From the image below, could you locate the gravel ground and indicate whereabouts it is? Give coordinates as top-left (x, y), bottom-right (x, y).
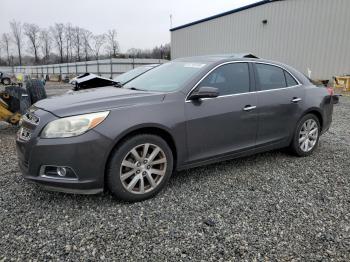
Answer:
top-left (0, 86), bottom-right (349, 261)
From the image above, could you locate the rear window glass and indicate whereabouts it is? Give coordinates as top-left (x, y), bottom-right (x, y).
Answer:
top-left (255, 64), bottom-right (287, 90)
top-left (284, 71), bottom-right (298, 87)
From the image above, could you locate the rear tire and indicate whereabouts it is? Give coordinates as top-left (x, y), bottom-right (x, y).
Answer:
top-left (289, 114), bottom-right (321, 157)
top-left (107, 134), bottom-right (173, 202)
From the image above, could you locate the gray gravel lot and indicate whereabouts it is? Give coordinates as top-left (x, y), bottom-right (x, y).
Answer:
top-left (0, 84), bottom-right (350, 261)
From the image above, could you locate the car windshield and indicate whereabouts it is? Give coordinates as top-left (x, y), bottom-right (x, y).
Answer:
top-left (123, 61), bottom-right (207, 92)
top-left (114, 66), bottom-right (155, 84)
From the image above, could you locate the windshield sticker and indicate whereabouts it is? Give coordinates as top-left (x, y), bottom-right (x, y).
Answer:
top-left (184, 63), bottom-right (206, 68)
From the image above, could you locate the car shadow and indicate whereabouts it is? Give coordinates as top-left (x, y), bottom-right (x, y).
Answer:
top-left (168, 148), bottom-right (293, 186)
top-left (28, 148), bottom-right (296, 205)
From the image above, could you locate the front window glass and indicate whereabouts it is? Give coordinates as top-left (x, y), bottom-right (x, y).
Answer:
top-left (197, 62), bottom-right (250, 95)
top-left (123, 62), bottom-right (207, 92)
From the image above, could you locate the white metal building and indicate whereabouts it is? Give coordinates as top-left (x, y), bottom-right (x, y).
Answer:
top-left (170, 0), bottom-right (350, 80)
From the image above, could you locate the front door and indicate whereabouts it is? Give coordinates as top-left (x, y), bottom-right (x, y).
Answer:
top-left (185, 62), bottom-right (258, 163)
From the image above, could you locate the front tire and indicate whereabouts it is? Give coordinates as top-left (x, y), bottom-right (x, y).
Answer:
top-left (290, 114), bottom-right (321, 157)
top-left (107, 134), bottom-right (173, 202)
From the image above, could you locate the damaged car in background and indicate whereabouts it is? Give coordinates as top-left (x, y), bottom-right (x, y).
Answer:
top-left (70, 64), bottom-right (159, 90)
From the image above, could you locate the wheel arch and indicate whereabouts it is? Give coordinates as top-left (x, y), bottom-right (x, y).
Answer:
top-left (103, 125), bottom-right (178, 185)
top-left (302, 108), bottom-right (324, 131)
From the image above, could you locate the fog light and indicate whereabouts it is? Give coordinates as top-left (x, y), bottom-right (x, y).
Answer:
top-left (40, 165), bottom-right (77, 180)
top-left (57, 167), bottom-right (67, 177)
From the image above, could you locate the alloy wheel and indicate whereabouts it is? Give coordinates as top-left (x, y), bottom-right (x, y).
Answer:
top-left (299, 119), bottom-right (319, 152)
top-left (120, 143), bottom-right (167, 194)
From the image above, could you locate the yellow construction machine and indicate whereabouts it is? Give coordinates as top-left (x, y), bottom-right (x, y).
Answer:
top-left (0, 80), bottom-right (47, 125)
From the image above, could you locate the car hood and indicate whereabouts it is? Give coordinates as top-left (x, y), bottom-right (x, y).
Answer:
top-left (34, 87), bottom-right (165, 117)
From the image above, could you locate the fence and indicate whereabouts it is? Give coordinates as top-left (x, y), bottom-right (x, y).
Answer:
top-left (0, 58), bottom-right (168, 80)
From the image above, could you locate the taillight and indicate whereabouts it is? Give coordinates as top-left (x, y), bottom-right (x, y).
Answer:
top-left (326, 87), bottom-right (334, 96)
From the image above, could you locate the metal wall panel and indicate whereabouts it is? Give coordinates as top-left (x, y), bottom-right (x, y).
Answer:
top-left (171, 0), bottom-right (350, 79)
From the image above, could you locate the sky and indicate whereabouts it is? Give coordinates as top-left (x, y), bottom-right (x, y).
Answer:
top-left (0, 0), bottom-right (259, 53)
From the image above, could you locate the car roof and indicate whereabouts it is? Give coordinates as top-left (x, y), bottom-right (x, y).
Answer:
top-left (174, 53), bottom-right (260, 63)
top-left (173, 54), bottom-right (293, 68)
top-left (173, 54), bottom-right (308, 84)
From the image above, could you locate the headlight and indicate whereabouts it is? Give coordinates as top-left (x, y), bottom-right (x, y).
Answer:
top-left (41, 111), bottom-right (110, 138)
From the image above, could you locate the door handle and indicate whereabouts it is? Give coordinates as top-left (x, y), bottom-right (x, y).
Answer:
top-left (243, 105), bottom-right (257, 111)
top-left (291, 97), bottom-right (302, 103)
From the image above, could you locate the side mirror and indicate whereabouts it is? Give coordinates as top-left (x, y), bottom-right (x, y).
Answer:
top-left (188, 86), bottom-right (219, 100)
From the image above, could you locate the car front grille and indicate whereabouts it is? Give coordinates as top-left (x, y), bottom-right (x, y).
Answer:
top-left (22, 111), bottom-right (40, 125)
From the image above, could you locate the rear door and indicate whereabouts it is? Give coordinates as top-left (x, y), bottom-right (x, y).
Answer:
top-left (253, 63), bottom-right (305, 146)
top-left (185, 62), bottom-right (258, 163)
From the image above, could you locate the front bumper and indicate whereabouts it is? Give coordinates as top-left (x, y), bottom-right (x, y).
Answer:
top-left (16, 110), bottom-right (113, 194)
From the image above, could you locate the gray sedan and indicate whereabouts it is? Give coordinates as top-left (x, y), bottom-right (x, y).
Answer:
top-left (16, 54), bottom-right (338, 202)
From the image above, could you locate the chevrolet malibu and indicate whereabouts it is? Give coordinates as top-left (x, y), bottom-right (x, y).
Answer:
top-left (16, 54), bottom-right (338, 202)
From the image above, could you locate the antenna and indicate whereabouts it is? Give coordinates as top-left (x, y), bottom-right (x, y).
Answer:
top-left (170, 14), bottom-right (173, 29)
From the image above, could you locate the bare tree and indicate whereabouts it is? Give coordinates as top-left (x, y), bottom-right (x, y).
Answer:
top-left (106, 29), bottom-right (119, 58)
top-left (1, 21), bottom-right (168, 66)
top-left (72, 27), bottom-right (83, 61)
top-left (90, 34), bottom-right (105, 75)
top-left (51, 23), bottom-right (65, 63)
top-left (91, 34), bottom-right (106, 60)
top-left (40, 29), bottom-right (52, 63)
top-left (152, 43), bottom-right (171, 59)
top-left (1, 33), bottom-right (11, 65)
top-left (126, 43), bottom-right (170, 59)
top-left (10, 20), bottom-right (23, 65)
top-left (127, 48), bottom-right (142, 58)
top-left (24, 23), bottom-right (41, 64)
top-left (64, 23), bottom-right (74, 62)
top-left (81, 29), bottom-right (92, 61)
